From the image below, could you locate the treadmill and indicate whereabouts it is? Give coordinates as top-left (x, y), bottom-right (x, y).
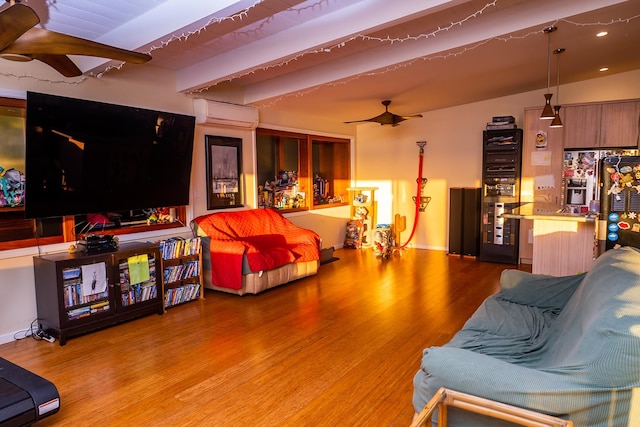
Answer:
top-left (0, 358), bottom-right (60, 426)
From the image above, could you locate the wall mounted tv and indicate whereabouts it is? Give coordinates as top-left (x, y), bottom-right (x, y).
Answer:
top-left (25, 92), bottom-right (196, 219)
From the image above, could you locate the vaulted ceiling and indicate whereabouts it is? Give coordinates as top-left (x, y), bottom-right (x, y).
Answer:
top-left (2, 0), bottom-right (639, 123)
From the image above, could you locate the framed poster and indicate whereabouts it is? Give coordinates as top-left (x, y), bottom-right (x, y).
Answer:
top-left (205, 135), bottom-right (243, 209)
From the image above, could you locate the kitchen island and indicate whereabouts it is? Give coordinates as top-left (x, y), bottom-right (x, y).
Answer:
top-left (503, 203), bottom-right (599, 276)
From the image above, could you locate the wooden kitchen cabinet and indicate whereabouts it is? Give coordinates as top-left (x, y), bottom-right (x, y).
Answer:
top-left (563, 100), bottom-right (640, 148)
top-left (599, 101), bottom-right (640, 148)
top-left (563, 104), bottom-right (600, 148)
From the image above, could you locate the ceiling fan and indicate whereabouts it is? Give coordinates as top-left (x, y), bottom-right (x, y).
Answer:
top-left (0, 0), bottom-right (151, 77)
top-left (344, 100), bottom-right (423, 126)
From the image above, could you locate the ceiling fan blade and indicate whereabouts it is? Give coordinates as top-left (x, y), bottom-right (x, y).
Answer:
top-left (344, 111), bottom-right (394, 125)
top-left (30, 53), bottom-right (83, 77)
top-left (344, 117), bottom-right (381, 124)
top-left (345, 101), bottom-right (422, 126)
top-left (2, 27), bottom-right (151, 64)
top-left (0, 3), bottom-right (40, 51)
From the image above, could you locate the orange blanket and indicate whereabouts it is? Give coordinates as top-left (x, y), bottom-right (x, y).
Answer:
top-left (194, 209), bottom-right (321, 290)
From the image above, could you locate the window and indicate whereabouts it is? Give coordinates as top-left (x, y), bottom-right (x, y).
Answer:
top-left (256, 128), bottom-right (350, 211)
top-left (0, 97), bottom-right (61, 249)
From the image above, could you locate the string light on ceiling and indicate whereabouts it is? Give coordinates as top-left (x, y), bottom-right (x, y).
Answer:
top-left (187, 0), bottom-right (500, 94)
top-left (0, 71), bottom-right (87, 85)
top-left (185, 6), bottom-right (640, 97)
top-left (3, 1), bottom-right (639, 92)
top-left (254, 13), bottom-right (638, 110)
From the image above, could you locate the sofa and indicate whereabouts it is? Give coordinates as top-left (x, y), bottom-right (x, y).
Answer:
top-left (191, 209), bottom-right (321, 295)
top-left (412, 245), bottom-right (640, 426)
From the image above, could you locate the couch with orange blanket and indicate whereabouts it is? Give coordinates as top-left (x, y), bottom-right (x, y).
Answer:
top-left (191, 209), bottom-right (321, 295)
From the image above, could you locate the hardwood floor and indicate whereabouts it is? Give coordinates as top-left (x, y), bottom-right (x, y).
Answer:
top-left (0, 248), bottom-right (528, 426)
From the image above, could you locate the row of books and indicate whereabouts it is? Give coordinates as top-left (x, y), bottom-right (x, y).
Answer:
top-left (121, 283), bottom-right (158, 306)
top-left (159, 237), bottom-right (201, 260)
top-left (67, 301), bottom-right (110, 321)
top-left (164, 284), bottom-right (201, 308)
top-left (163, 260), bottom-right (200, 284)
top-left (63, 283), bottom-right (108, 309)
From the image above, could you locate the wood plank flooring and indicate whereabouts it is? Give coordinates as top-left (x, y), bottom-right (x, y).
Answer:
top-left (0, 248), bottom-right (528, 426)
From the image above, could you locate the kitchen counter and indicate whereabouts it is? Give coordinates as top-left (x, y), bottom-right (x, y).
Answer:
top-left (502, 203), bottom-right (597, 223)
top-left (503, 203), bottom-right (598, 276)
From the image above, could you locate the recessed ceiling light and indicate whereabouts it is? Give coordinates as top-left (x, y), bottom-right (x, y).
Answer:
top-left (597, 31), bottom-right (608, 37)
top-left (599, 67), bottom-right (609, 72)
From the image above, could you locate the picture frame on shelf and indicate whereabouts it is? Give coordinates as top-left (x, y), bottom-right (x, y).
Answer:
top-left (205, 135), bottom-right (243, 209)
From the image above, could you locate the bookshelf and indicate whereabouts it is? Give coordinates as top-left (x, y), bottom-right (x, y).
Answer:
top-left (159, 237), bottom-right (203, 310)
top-left (33, 242), bottom-right (163, 345)
top-left (346, 187), bottom-right (378, 247)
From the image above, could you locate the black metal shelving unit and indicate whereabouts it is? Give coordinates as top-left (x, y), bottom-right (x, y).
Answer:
top-left (478, 128), bottom-right (523, 264)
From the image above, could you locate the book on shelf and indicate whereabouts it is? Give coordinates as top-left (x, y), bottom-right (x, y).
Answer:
top-left (121, 282), bottom-right (158, 306)
top-left (63, 281), bottom-right (108, 308)
top-left (163, 260), bottom-right (200, 284)
top-left (164, 284), bottom-right (201, 307)
top-left (67, 303), bottom-right (110, 320)
top-left (159, 237), bottom-right (201, 260)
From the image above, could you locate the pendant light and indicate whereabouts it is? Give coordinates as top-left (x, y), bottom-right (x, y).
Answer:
top-left (549, 48), bottom-right (565, 128)
top-left (540, 26), bottom-right (557, 120)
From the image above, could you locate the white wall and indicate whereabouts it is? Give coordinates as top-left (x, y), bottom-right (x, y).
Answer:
top-left (190, 124), bottom-right (256, 217)
top-left (355, 69), bottom-right (640, 251)
top-left (0, 64), bottom-right (355, 343)
top-left (0, 62), bottom-right (193, 115)
top-left (0, 59), bottom-right (638, 344)
top-left (0, 64), bottom-right (199, 344)
top-left (190, 122), bottom-right (353, 249)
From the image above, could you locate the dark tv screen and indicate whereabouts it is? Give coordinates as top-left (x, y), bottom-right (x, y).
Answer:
top-left (25, 92), bottom-right (195, 219)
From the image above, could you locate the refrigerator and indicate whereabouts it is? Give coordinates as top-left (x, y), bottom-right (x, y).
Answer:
top-left (562, 148), bottom-right (638, 214)
top-left (600, 155), bottom-right (640, 251)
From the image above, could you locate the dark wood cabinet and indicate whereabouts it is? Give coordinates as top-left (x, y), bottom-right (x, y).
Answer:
top-left (159, 237), bottom-right (203, 310)
top-left (33, 242), bottom-right (163, 345)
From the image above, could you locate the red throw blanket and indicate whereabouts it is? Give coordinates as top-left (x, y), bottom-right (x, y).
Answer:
top-left (194, 209), bottom-right (321, 290)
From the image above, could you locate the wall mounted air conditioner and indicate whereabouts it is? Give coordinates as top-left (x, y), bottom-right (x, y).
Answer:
top-left (193, 99), bottom-right (259, 129)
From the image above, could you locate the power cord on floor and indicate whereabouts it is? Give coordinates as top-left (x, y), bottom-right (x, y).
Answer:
top-left (12, 318), bottom-right (38, 341)
top-left (12, 319), bottom-right (55, 343)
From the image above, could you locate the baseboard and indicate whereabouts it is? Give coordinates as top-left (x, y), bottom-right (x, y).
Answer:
top-left (0, 331), bottom-right (18, 345)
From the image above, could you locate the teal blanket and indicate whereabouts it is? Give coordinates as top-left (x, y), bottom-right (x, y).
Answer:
top-left (413, 246), bottom-right (640, 426)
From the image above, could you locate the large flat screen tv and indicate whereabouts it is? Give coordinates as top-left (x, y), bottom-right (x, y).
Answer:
top-left (25, 92), bottom-right (195, 219)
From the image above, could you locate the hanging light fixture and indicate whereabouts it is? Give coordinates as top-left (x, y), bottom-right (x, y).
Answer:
top-left (550, 48), bottom-right (565, 128)
top-left (540, 26), bottom-right (557, 120)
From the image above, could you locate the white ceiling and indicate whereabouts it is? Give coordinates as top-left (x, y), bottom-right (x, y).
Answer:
top-left (3, 0), bottom-right (640, 124)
